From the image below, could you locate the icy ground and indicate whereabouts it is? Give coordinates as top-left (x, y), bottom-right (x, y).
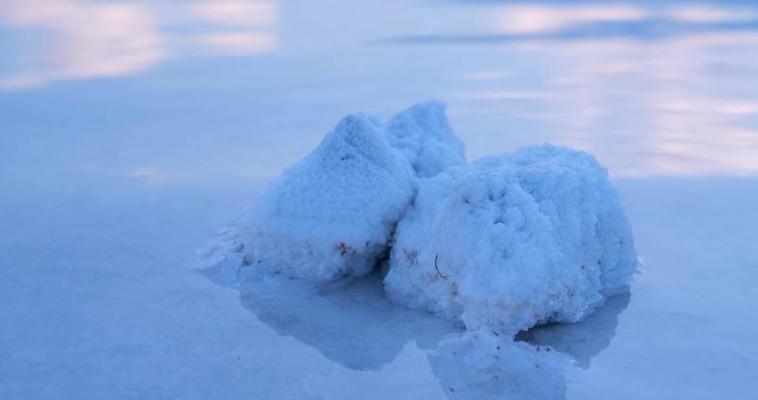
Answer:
top-left (1, 176), bottom-right (756, 399)
top-left (2, 0), bottom-right (758, 397)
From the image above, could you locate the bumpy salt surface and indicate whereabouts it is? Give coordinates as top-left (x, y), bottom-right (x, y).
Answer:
top-left (204, 102), bottom-right (464, 286)
top-left (387, 101), bottom-right (465, 178)
top-left (203, 101), bottom-right (636, 336)
top-left (384, 145), bottom-right (637, 335)
top-left (231, 113), bottom-right (416, 284)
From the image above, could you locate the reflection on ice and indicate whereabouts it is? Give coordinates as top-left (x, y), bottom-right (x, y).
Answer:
top-left (517, 290), bottom-right (631, 369)
top-left (204, 265), bottom-right (574, 398)
top-left (0, 0), bottom-right (279, 88)
top-left (664, 5), bottom-right (758, 23)
top-left (188, 1), bottom-right (278, 27)
top-left (205, 266), bottom-right (457, 371)
top-left (301, 341), bottom-right (447, 399)
top-left (0, 0), bottom-right (165, 88)
top-left (446, 29), bottom-right (758, 177)
top-left (493, 4), bottom-right (647, 35)
top-left (192, 32), bottom-right (279, 55)
top-left (1, 0), bottom-right (757, 178)
top-left (431, 330), bottom-right (570, 400)
top-left (203, 246), bottom-right (630, 398)
top-left (237, 272), bottom-right (457, 371)
top-left (488, 3), bottom-right (758, 37)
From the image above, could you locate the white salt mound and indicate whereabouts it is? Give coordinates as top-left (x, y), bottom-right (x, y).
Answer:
top-left (236, 113), bottom-right (416, 284)
top-left (387, 101), bottom-right (466, 178)
top-left (205, 102), bottom-right (463, 286)
top-left (384, 144), bottom-right (637, 335)
top-left (202, 101), bottom-right (636, 336)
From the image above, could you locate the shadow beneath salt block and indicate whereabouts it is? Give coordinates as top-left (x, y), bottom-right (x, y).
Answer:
top-left (516, 289), bottom-right (631, 369)
top-left (234, 270), bottom-right (458, 371)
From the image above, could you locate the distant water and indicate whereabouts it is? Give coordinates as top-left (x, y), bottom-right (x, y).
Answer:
top-left (2, 0), bottom-right (757, 185)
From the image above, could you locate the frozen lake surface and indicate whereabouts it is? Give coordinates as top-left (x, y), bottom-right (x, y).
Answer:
top-left (1, 0), bottom-right (757, 399)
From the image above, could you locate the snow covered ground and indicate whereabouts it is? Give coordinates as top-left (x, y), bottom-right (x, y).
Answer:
top-left (2, 0), bottom-right (758, 398)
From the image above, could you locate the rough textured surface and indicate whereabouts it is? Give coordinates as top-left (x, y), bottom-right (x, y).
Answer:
top-left (233, 113), bottom-right (416, 284)
top-left (206, 101), bottom-right (467, 286)
top-left (203, 103), bottom-right (636, 337)
top-left (387, 101), bottom-right (466, 178)
top-left (384, 144), bottom-right (637, 335)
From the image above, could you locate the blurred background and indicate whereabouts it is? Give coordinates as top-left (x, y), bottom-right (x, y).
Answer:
top-left (2, 0), bottom-right (758, 186)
